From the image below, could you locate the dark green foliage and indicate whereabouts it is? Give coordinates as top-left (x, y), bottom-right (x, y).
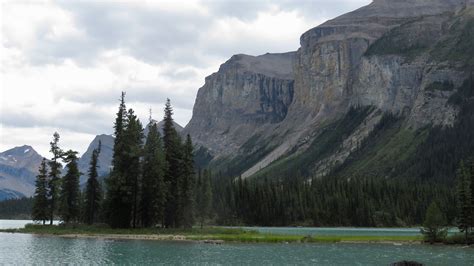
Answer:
top-left (162, 99), bottom-right (184, 228)
top-left (431, 18), bottom-right (474, 68)
top-left (59, 150), bottom-right (81, 223)
top-left (332, 77), bottom-right (474, 184)
top-left (365, 18), bottom-right (431, 59)
top-left (141, 122), bottom-right (166, 227)
top-left (32, 159), bottom-right (49, 224)
top-left (179, 134), bottom-right (195, 228)
top-left (31, 94), bottom-right (196, 229)
top-left (123, 108), bottom-right (144, 228)
top-left (213, 175), bottom-right (456, 227)
top-left (196, 169), bottom-right (212, 228)
top-left (456, 160), bottom-right (473, 243)
top-left (399, 77), bottom-right (474, 182)
top-left (0, 197), bottom-right (33, 219)
top-left (194, 146), bottom-right (213, 169)
top-left (333, 113), bottom-right (428, 179)
top-left (105, 92), bottom-right (134, 228)
top-left (421, 202), bottom-right (448, 244)
top-left (84, 141), bottom-right (102, 225)
top-left (101, 95), bottom-right (195, 229)
top-left (255, 107), bottom-right (373, 180)
top-left (220, 133), bottom-right (277, 178)
top-left (48, 132), bottom-right (63, 225)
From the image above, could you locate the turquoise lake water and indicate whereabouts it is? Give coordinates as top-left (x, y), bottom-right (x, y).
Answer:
top-left (1, 220), bottom-right (473, 265)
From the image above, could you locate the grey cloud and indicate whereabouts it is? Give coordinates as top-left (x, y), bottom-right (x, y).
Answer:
top-left (58, 84), bottom-right (197, 111)
top-left (277, 0), bottom-right (371, 21)
top-left (201, 0), bottom-right (271, 21)
top-left (3, 0), bottom-right (370, 140)
top-left (1, 108), bottom-right (113, 135)
top-left (17, 0), bottom-right (371, 68)
top-left (50, 1), bottom-right (213, 66)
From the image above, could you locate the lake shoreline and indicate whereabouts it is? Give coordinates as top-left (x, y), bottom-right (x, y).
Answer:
top-left (0, 230), bottom-right (424, 245)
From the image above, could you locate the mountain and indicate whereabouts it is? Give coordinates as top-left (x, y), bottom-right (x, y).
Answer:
top-left (77, 120), bottom-right (183, 183)
top-left (77, 134), bottom-right (115, 184)
top-left (185, 0), bottom-right (474, 181)
top-left (0, 119), bottom-right (184, 198)
top-left (0, 145), bottom-right (44, 200)
top-left (184, 52), bottom-right (295, 158)
top-left (143, 119), bottom-right (184, 137)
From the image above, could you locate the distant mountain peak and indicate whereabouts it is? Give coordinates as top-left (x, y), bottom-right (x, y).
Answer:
top-left (144, 119), bottom-right (184, 137)
top-left (0, 144), bottom-right (44, 200)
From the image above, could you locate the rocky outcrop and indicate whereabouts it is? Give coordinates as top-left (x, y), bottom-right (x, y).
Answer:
top-left (186, 0), bottom-right (474, 179)
top-left (184, 52), bottom-right (295, 157)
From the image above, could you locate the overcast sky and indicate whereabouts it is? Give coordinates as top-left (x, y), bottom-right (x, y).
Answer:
top-left (0, 0), bottom-right (371, 157)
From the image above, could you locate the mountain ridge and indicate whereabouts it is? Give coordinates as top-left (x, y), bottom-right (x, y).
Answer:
top-left (185, 0), bottom-right (474, 180)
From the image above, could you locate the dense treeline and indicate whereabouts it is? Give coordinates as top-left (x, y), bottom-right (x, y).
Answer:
top-left (456, 159), bottom-right (474, 243)
top-left (103, 94), bottom-right (201, 228)
top-left (26, 77), bottom-right (472, 230)
top-left (0, 197), bottom-right (33, 219)
top-left (398, 75), bottom-right (474, 182)
top-left (211, 175), bottom-right (456, 227)
top-left (31, 93), bottom-right (212, 229)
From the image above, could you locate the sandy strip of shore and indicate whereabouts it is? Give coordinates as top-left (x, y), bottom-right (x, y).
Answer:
top-left (56, 234), bottom-right (188, 241)
top-left (42, 233), bottom-right (224, 244)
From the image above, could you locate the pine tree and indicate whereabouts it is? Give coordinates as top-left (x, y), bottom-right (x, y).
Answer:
top-left (162, 99), bottom-right (183, 228)
top-left (32, 158), bottom-right (49, 224)
top-left (105, 92), bottom-right (131, 228)
top-left (196, 169), bottom-right (212, 228)
top-left (59, 150), bottom-right (81, 223)
top-left (179, 134), bottom-right (195, 228)
top-left (123, 108), bottom-right (144, 228)
top-left (470, 158), bottom-right (474, 234)
top-left (141, 121), bottom-right (167, 227)
top-left (84, 141), bottom-right (102, 225)
top-left (48, 132), bottom-right (63, 225)
top-left (457, 161), bottom-right (472, 243)
top-left (421, 202), bottom-right (447, 244)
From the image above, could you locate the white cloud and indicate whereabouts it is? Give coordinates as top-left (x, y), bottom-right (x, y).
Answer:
top-left (0, 0), bottom-right (371, 156)
top-left (0, 124), bottom-right (96, 158)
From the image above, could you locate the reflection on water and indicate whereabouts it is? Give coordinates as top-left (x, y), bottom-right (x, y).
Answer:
top-left (0, 220), bottom-right (472, 265)
top-left (0, 232), bottom-right (473, 265)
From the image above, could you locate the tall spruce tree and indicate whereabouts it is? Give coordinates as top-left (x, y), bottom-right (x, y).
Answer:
top-left (48, 132), bottom-right (63, 225)
top-left (105, 92), bottom-right (131, 228)
top-left (59, 150), bottom-right (81, 223)
top-left (32, 158), bottom-right (49, 224)
top-left (162, 99), bottom-right (183, 228)
top-left (179, 134), bottom-right (195, 228)
top-left (84, 141), bottom-right (102, 225)
top-left (470, 159), bottom-right (474, 233)
top-left (141, 121), bottom-right (167, 227)
top-left (123, 108), bottom-right (144, 228)
top-left (457, 160), bottom-right (473, 243)
top-left (196, 169), bottom-right (212, 228)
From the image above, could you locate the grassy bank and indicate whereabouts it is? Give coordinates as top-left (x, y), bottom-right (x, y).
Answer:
top-left (0, 224), bottom-right (423, 244)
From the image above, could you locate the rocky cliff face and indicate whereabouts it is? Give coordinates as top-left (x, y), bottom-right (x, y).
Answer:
top-left (186, 0), bottom-right (474, 179)
top-left (0, 145), bottom-right (43, 199)
top-left (184, 52), bottom-right (295, 157)
top-left (288, 0), bottom-right (469, 125)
